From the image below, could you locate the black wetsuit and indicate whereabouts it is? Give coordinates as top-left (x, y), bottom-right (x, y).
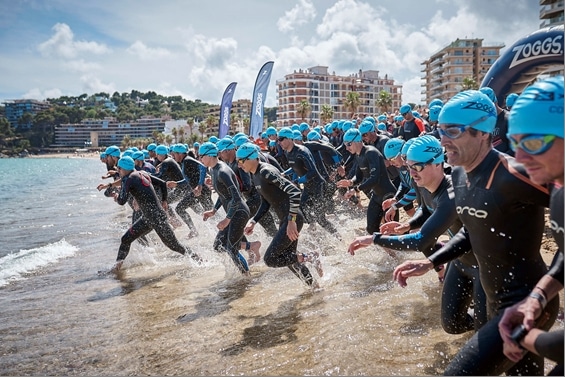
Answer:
top-left (350, 144), bottom-right (397, 234)
top-left (285, 144), bottom-right (339, 236)
top-left (250, 162), bottom-right (315, 286)
top-left (398, 119), bottom-right (423, 141)
top-left (210, 161), bottom-right (250, 273)
top-left (390, 165), bottom-right (416, 212)
top-left (115, 170), bottom-right (195, 262)
top-left (177, 155), bottom-right (214, 213)
top-left (492, 109), bottom-right (513, 156)
top-left (426, 150), bottom-right (558, 376)
top-left (303, 141), bottom-right (342, 214)
top-left (373, 175), bottom-right (487, 334)
top-left (226, 159), bottom-right (277, 238)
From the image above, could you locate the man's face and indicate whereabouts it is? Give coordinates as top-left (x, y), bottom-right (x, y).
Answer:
top-left (406, 160), bottom-right (441, 188)
top-left (439, 126), bottom-right (484, 170)
top-left (512, 134), bottom-right (564, 185)
top-left (345, 140), bottom-right (362, 155)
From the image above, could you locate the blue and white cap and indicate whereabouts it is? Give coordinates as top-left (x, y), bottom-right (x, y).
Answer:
top-left (364, 116), bottom-right (376, 125)
top-left (132, 151), bottom-right (145, 161)
top-left (216, 137), bottom-right (236, 152)
top-left (208, 136), bottom-right (219, 144)
top-left (383, 138), bottom-right (405, 159)
top-left (401, 137), bottom-right (416, 157)
top-left (291, 123), bottom-right (300, 131)
top-left (438, 90), bottom-right (497, 133)
top-left (377, 122), bottom-right (387, 131)
top-left (278, 127), bottom-right (294, 139)
top-left (299, 122), bottom-right (310, 132)
top-left (479, 87), bottom-right (498, 104)
top-left (508, 76), bottom-right (564, 138)
top-left (235, 142), bottom-right (260, 160)
top-left (505, 93), bottom-right (519, 109)
top-left (358, 120), bottom-right (375, 135)
top-left (266, 126), bottom-right (278, 136)
top-left (406, 135), bottom-right (444, 164)
top-left (428, 105), bottom-right (442, 122)
top-left (146, 143), bottom-right (157, 152)
top-left (117, 156), bottom-right (135, 171)
top-left (155, 145), bottom-right (169, 155)
top-left (343, 128), bottom-right (362, 143)
top-left (172, 144), bottom-right (188, 154)
top-left (104, 145), bottom-right (121, 157)
top-left (234, 135), bottom-right (250, 148)
top-left (307, 130), bottom-right (321, 141)
top-left (377, 114), bottom-right (387, 122)
top-left (292, 130), bottom-right (303, 140)
top-left (199, 142), bottom-right (218, 157)
top-left (342, 120), bottom-right (354, 132)
top-left (428, 98), bottom-right (444, 108)
top-left (400, 104), bottom-right (412, 115)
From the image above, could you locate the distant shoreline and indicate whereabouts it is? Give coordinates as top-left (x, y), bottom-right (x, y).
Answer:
top-left (28, 152), bottom-right (100, 160)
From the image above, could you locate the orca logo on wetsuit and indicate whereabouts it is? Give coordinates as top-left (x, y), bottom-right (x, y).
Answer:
top-left (550, 220), bottom-right (564, 235)
top-left (456, 206), bottom-right (488, 219)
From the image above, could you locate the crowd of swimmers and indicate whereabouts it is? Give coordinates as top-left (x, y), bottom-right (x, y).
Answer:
top-left (97, 76), bottom-right (563, 376)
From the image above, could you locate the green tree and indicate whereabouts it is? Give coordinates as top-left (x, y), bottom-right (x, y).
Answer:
top-left (462, 77), bottom-right (479, 91)
top-left (320, 104), bottom-right (334, 124)
top-left (344, 91), bottom-right (361, 118)
top-left (376, 90), bottom-right (393, 114)
top-left (297, 100), bottom-right (311, 122)
top-left (198, 122), bottom-right (207, 142)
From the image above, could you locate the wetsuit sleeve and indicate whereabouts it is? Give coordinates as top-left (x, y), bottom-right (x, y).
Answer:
top-left (218, 169), bottom-right (242, 219)
top-left (116, 176), bottom-right (130, 205)
top-left (427, 226), bottom-right (472, 267)
top-left (533, 330), bottom-right (564, 364)
top-left (198, 165), bottom-right (207, 186)
top-left (546, 250), bottom-right (564, 286)
top-left (407, 203), bottom-right (431, 230)
top-left (374, 192), bottom-right (458, 257)
top-left (396, 187), bottom-right (417, 208)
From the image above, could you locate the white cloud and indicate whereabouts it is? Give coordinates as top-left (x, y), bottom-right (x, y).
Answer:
top-left (277, 0), bottom-right (317, 33)
top-left (38, 23), bottom-right (110, 59)
top-left (126, 41), bottom-right (172, 60)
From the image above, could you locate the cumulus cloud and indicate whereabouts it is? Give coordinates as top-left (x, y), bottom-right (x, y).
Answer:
top-left (79, 75), bottom-right (116, 95)
top-left (277, 0), bottom-right (317, 33)
top-left (188, 35), bottom-right (238, 69)
top-left (38, 23), bottom-right (110, 59)
top-left (126, 41), bottom-right (172, 60)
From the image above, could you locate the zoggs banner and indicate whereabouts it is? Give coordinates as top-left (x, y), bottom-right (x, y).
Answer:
top-left (481, 25), bottom-right (564, 105)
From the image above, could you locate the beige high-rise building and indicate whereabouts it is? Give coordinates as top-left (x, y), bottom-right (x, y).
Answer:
top-left (276, 66), bottom-right (402, 128)
top-left (421, 39), bottom-right (504, 105)
top-left (540, 0), bottom-right (564, 77)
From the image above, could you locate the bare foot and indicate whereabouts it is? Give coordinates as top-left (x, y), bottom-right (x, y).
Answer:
top-left (303, 252), bottom-right (323, 277)
top-left (247, 241), bottom-right (261, 265)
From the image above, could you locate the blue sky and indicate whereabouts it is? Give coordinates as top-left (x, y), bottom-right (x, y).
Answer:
top-left (0, 0), bottom-right (540, 108)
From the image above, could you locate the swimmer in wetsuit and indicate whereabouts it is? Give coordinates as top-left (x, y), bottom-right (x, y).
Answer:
top-left (348, 135), bottom-right (487, 334)
top-left (392, 90), bottom-right (558, 375)
top-left (336, 128), bottom-right (397, 234)
top-left (498, 77), bottom-right (564, 376)
top-left (100, 156), bottom-right (201, 272)
top-left (199, 142), bottom-right (251, 274)
top-left (237, 143), bottom-right (322, 287)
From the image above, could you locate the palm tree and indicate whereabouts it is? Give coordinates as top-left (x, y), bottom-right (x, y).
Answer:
top-left (344, 91), bottom-right (361, 118)
top-left (320, 104), bottom-right (334, 124)
top-left (243, 117), bottom-right (250, 134)
top-left (462, 77), bottom-right (479, 91)
top-left (205, 115), bottom-right (217, 136)
top-left (121, 135), bottom-right (132, 149)
top-left (198, 122), bottom-right (207, 143)
top-left (376, 90), bottom-right (393, 114)
top-left (186, 118), bottom-right (194, 138)
top-left (178, 127), bottom-right (185, 143)
top-left (171, 127), bottom-right (178, 143)
top-left (297, 99), bottom-right (311, 122)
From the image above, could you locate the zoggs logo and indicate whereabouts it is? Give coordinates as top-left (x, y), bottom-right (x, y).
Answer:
top-left (423, 146), bottom-right (442, 154)
top-left (509, 35), bottom-right (563, 69)
top-left (222, 106), bottom-right (230, 126)
top-left (456, 206), bottom-right (488, 219)
top-left (255, 93), bottom-right (263, 117)
top-left (461, 101), bottom-right (494, 115)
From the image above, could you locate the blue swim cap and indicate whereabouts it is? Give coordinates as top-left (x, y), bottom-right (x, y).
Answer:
top-left (412, 111), bottom-right (421, 119)
top-left (307, 130), bottom-right (321, 141)
top-left (428, 105), bottom-right (442, 122)
top-left (406, 135), bottom-right (444, 164)
top-left (383, 138), bottom-right (405, 159)
top-left (377, 114), bottom-right (387, 122)
top-left (208, 136), bottom-right (219, 144)
top-left (193, 142), bottom-right (200, 148)
top-left (299, 122), bottom-right (310, 132)
top-left (377, 122), bottom-right (387, 131)
top-left (400, 104), bottom-right (412, 115)
top-left (342, 120), bottom-right (354, 132)
top-left (438, 90), bottom-right (497, 133)
top-left (104, 145), bottom-right (121, 157)
top-left (269, 140), bottom-right (277, 147)
top-left (129, 147), bottom-right (139, 152)
top-left (146, 143), bottom-right (157, 152)
top-left (155, 145), bottom-right (169, 156)
top-left (508, 76), bottom-right (564, 138)
top-left (358, 120), bottom-right (375, 135)
top-left (343, 128), bottom-right (362, 143)
top-left (216, 137), bottom-right (236, 152)
top-left (121, 150), bottom-right (133, 158)
top-left (364, 116), bottom-right (376, 125)
top-left (199, 142), bottom-right (218, 157)
top-left (291, 123), bottom-right (300, 131)
top-left (278, 127), bottom-right (294, 139)
top-left (261, 132), bottom-right (268, 139)
top-left (117, 156), bottom-right (135, 171)
top-left (235, 142), bottom-right (259, 160)
top-left (266, 126), bottom-right (278, 136)
top-left (479, 87), bottom-right (498, 104)
top-left (394, 115), bottom-right (404, 122)
top-left (172, 144), bottom-right (188, 154)
top-left (132, 151), bottom-right (145, 161)
top-left (292, 130), bottom-right (303, 140)
top-left (143, 149), bottom-right (149, 159)
top-left (100, 152), bottom-right (106, 159)
top-left (428, 98), bottom-right (443, 108)
top-left (505, 93), bottom-right (519, 109)
top-left (401, 137), bottom-right (416, 156)
top-left (329, 120), bottom-right (338, 131)
top-left (234, 135), bottom-right (250, 148)
top-left (234, 132), bottom-right (246, 140)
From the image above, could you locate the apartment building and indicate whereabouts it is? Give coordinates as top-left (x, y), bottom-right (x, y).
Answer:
top-left (276, 66), bottom-right (402, 128)
top-left (421, 39), bottom-right (504, 105)
top-left (3, 99), bottom-right (51, 130)
top-left (204, 99), bottom-right (253, 135)
top-left (540, 0), bottom-right (564, 76)
top-left (54, 116), bottom-right (166, 148)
